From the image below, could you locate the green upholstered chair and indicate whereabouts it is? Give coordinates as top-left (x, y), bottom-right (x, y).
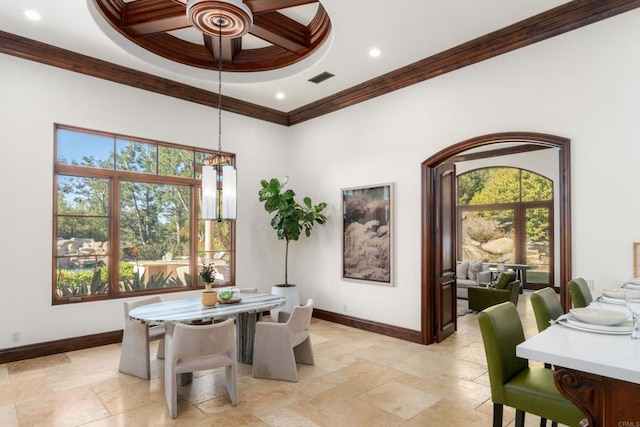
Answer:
top-left (468, 271), bottom-right (519, 312)
top-left (530, 287), bottom-right (564, 333)
top-left (530, 287), bottom-right (565, 371)
top-left (478, 302), bottom-right (586, 427)
top-left (568, 278), bottom-right (593, 308)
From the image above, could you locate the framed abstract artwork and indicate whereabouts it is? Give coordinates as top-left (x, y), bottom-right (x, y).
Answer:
top-left (342, 183), bottom-right (393, 285)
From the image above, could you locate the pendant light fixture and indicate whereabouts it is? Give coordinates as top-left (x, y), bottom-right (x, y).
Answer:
top-left (187, 0), bottom-right (253, 221)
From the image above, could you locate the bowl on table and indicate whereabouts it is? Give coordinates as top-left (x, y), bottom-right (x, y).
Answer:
top-left (218, 289), bottom-right (235, 301)
top-left (569, 307), bottom-right (628, 326)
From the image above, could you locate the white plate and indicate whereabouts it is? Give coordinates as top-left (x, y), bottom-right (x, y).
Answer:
top-left (569, 307), bottom-right (629, 326)
top-left (599, 296), bottom-right (627, 305)
top-left (601, 288), bottom-right (640, 299)
top-left (559, 317), bottom-right (633, 334)
top-left (624, 283), bottom-right (640, 290)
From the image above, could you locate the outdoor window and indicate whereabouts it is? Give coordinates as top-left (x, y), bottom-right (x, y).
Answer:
top-left (54, 125), bottom-right (235, 304)
top-left (457, 167), bottom-right (553, 287)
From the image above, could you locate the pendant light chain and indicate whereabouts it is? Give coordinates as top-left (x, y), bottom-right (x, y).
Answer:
top-left (217, 17), bottom-right (223, 160)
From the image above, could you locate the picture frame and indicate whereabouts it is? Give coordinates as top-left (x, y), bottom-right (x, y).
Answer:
top-left (342, 183), bottom-right (393, 285)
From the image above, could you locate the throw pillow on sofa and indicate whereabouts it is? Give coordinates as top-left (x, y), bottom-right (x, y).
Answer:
top-left (467, 261), bottom-right (483, 281)
top-left (495, 271), bottom-right (517, 289)
top-left (456, 261), bottom-right (469, 280)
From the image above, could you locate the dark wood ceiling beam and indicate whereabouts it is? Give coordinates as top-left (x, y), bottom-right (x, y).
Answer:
top-left (307, 4), bottom-right (330, 45)
top-left (0, 30), bottom-right (288, 125)
top-left (204, 35), bottom-right (240, 64)
top-left (250, 12), bottom-right (309, 54)
top-left (288, 0), bottom-right (640, 125)
top-left (245, 0), bottom-right (318, 14)
top-left (122, 0), bottom-right (190, 36)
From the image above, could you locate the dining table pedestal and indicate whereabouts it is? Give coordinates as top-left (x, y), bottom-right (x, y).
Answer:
top-left (236, 312), bottom-right (261, 364)
top-left (554, 366), bottom-right (640, 427)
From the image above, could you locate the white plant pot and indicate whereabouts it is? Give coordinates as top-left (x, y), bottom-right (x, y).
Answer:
top-left (270, 285), bottom-right (300, 320)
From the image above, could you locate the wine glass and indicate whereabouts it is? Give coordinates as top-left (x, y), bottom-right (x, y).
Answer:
top-left (625, 295), bottom-right (640, 339)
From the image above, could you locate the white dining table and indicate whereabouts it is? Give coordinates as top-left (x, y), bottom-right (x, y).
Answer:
top-left (129, 293), bottom-right (285, 364)
top-left (516, 295), bottom-right (640, 426)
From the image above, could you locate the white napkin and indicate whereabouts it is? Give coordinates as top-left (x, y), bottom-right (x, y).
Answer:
top-left (549, 314), bottom-right (570, 326)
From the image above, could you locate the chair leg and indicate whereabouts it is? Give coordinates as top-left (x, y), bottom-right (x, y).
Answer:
top-left (164, 366), bottom-right (178, 419)
top-left (493, 403), bottom-right (503, 427)
top-left (540, 417), bottom-right (547, 427)
top-left (293, 337), bottom-right (314, 365)
top-left (119, 322), bottom-right (151, 379)
top-left (515, 409), bottom-right (525, 427)
top-left (552, 422), bottom-right (558, 427)
top-left (225, 363), bottom-right (238, 406)
top-left (156, 338), bottom-right (165, 360)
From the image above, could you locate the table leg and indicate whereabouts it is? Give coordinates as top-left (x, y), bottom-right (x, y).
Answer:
top-left (236, 312), bottom-right (259, 364)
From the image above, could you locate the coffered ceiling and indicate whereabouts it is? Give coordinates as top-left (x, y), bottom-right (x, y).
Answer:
top-left (1, 0), bottom-right (639, 125)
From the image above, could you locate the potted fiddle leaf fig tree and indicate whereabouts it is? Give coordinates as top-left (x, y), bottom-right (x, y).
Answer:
top-left (258, 176), bottom-right (327, 317)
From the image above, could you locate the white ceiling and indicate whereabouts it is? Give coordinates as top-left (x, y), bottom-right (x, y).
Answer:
top-left (0, 0), bottom-right (570, 112)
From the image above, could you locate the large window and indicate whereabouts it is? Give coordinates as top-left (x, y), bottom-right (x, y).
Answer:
top-left (54, 125), bottom-right (235, 304)
top-left (457, 167), bottom-right (553, 287)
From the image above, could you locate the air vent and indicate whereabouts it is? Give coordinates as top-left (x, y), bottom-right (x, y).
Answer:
top-left (308, 72), bottom-right (335, 84)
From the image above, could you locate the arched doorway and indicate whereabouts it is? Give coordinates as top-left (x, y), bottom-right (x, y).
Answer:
top-left (421, 132), bottom-right (571, 344)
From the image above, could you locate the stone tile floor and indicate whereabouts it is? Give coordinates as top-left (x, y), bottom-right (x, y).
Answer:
top-left (0, 292), bottom-right (570, 426)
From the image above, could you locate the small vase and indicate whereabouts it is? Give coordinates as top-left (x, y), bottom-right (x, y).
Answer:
top-left (202, 290), bottom-right (218, 307)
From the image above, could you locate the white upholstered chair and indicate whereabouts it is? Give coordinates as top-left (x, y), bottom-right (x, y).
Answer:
top-left (252, 299), bottom-right (314, 382)
top-left (164, 318), bottom-right (238, 418)
top-left (118, 296), bottom-right (165, 379)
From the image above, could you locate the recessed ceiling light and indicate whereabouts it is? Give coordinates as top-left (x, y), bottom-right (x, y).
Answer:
top-left (369, 48), bottom-right (381, 58)
top-left (24, 10), bottom-right (41, 21)
top-left (275, 92), bottom-right (285, 100)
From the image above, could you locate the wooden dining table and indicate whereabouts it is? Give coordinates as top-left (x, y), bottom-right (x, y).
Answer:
top-left (517, 297), bottom-right (640, 426)
top-left (129, 293), bottom-right (286, 365)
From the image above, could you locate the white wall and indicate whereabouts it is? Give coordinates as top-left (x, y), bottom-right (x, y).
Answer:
top-left (0, 55), bottom-right (288, 349)
top-left (2, 8), bottom-right (640, 348)
top-left (286, 8), bottom-right (640, 329)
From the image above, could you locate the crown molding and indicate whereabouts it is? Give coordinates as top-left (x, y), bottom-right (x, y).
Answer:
top-left (2, 0), bottom-right (639, 127)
